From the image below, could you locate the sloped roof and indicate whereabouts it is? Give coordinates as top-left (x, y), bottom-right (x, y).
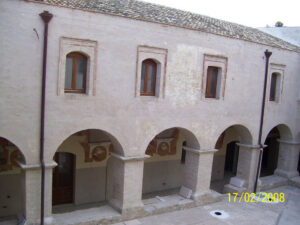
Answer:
top-left (34, 0), bottom-right (300, 52)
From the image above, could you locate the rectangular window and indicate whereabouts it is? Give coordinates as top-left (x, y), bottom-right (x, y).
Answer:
top-left (205, 66), bottom-right (219, 98)
top-left (269, 73), bottom-right (277, 101)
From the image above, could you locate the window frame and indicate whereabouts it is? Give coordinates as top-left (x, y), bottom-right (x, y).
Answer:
top-left (135, 46), bottom-right (167, 99)
top-left (58, 37), bottom-right (98, 96)
top-left (268, 63), bottom-right (285, 104)
top-left (205, 66), bottom-right (219, 98)
top-left (64, 52), bottom-right (87, 94)
top-left (202, 54), bottom-right (228, 101)
top-left (140, 59), bottom-right (157, 96)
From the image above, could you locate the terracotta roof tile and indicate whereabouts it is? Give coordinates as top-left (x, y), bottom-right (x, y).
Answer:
top-left (34, 0), bottom-right (300, 52)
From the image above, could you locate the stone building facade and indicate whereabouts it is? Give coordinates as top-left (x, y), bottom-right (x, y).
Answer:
top-left (0, 0), bottom-right (300, 224)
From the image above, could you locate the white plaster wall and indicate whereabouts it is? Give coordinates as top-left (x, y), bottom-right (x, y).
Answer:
top-left (0, 0), bottom-right (299, 166)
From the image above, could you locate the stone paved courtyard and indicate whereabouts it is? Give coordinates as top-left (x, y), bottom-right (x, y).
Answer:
top-left (1, 185), bottom-right (299, 225)
top-left (114, 185), bottom-right (300, 225)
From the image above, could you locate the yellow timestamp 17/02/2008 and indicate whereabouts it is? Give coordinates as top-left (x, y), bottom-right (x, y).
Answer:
top-left (227, 192), bottom-right (285, 203)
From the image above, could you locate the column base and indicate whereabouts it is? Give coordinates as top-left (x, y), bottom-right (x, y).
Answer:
top-left (108, 198), bottom-right (146, 218)
top-left (274, 169), bottom-right (299, 178)
top-left (192, 190), bottom-right (222, 205)
top-left (27, 216), bottom-right (53, 225)
top-left (223, 176), bottom-right (261, 193)
top-left (223, 184), bottom-right (247, 194)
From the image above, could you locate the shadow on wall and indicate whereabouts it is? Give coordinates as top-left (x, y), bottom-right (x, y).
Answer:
top-left (0, 137), bottom-right (26, 219)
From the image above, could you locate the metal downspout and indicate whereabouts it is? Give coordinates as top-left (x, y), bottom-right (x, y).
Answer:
top-left (39, 11), bottom-right (53, 225)
top-left (254, 49), bottom-right (272, 193)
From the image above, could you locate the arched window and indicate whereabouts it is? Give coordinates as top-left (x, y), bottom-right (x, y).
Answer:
top-left (65, 52), bottom-right (87, 93)
top-left (140, 59), bottom-right (157, 96)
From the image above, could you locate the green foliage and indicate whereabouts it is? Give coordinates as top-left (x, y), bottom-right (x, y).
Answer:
top-left (275, 21), bottom-right (283, 27)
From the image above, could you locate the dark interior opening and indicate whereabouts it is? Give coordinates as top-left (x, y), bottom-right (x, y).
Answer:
top-left (224, 141), bottom-right (239, 176)
top-left (261, 128), bottom-right (280, 177)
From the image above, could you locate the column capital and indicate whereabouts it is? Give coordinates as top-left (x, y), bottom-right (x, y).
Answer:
top-left (16, 160), bottom-right (57, 170)
top-left (110, 152), bottom-right (150, 161)
top-left (277, 139), bottom-right (300, 145)
top-left (183, 146), bottom-right (217, 155)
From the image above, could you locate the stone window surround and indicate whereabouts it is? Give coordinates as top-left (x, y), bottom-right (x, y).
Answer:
top-left (201, 54), bottom-right (228, 101)
top-left (135, 45), bottom-right (168, 99)
top-left (268, 63), bottom-right (285, 104)
top-left (58, 37), bottom-right (98, 96)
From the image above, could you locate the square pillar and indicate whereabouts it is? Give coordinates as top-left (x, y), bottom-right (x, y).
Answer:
top-left (18, 161), bottom-right (56, 225)
top-left (275, 139), bottom-right (300, 178)
top-left (225, 144), bottom-right (261, 193)
top-left (182, 147), bottom-right (217, 201)
top-left (107, 153), bottom-right (148, 217)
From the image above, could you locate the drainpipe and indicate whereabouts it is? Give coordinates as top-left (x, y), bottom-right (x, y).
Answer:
top-left (254, 49), bottom-right (272, 193)
top-left (39, 11), bottom-right (53, 225)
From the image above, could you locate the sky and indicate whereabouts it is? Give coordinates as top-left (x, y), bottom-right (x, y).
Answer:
top-left (141, 0), bottom-right (300, 28)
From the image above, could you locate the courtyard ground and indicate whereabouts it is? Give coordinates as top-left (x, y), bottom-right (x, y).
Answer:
top-left (113, 185), bottom-right (300, 225)
top-left (0, 185), bottom-right (299, 225)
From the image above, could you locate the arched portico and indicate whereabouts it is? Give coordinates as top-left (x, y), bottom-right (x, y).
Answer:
top-left (43, 128), bottom-right (147, 219)
top-left (142, 127), bottom-right (213, 201)
top-left (258, 124), bottom-right (300, 190)
top-left (269, 124), bottom-right (299, 179)
top-left (210, 125), bottom-right (253, 193)
top-left (0, 137), bottom-right (26, 221)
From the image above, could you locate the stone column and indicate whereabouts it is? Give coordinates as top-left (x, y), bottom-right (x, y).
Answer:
top-left (107, 153), bottom-right (149, 217)
top-left (181, 147), bottom-right (217, 201)
top-left (225, 144), bottom-right (262, 193)
top-left (274, 139), bottom-right (300, 178)
top-left (18, 161), bottom-right (56, 225)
